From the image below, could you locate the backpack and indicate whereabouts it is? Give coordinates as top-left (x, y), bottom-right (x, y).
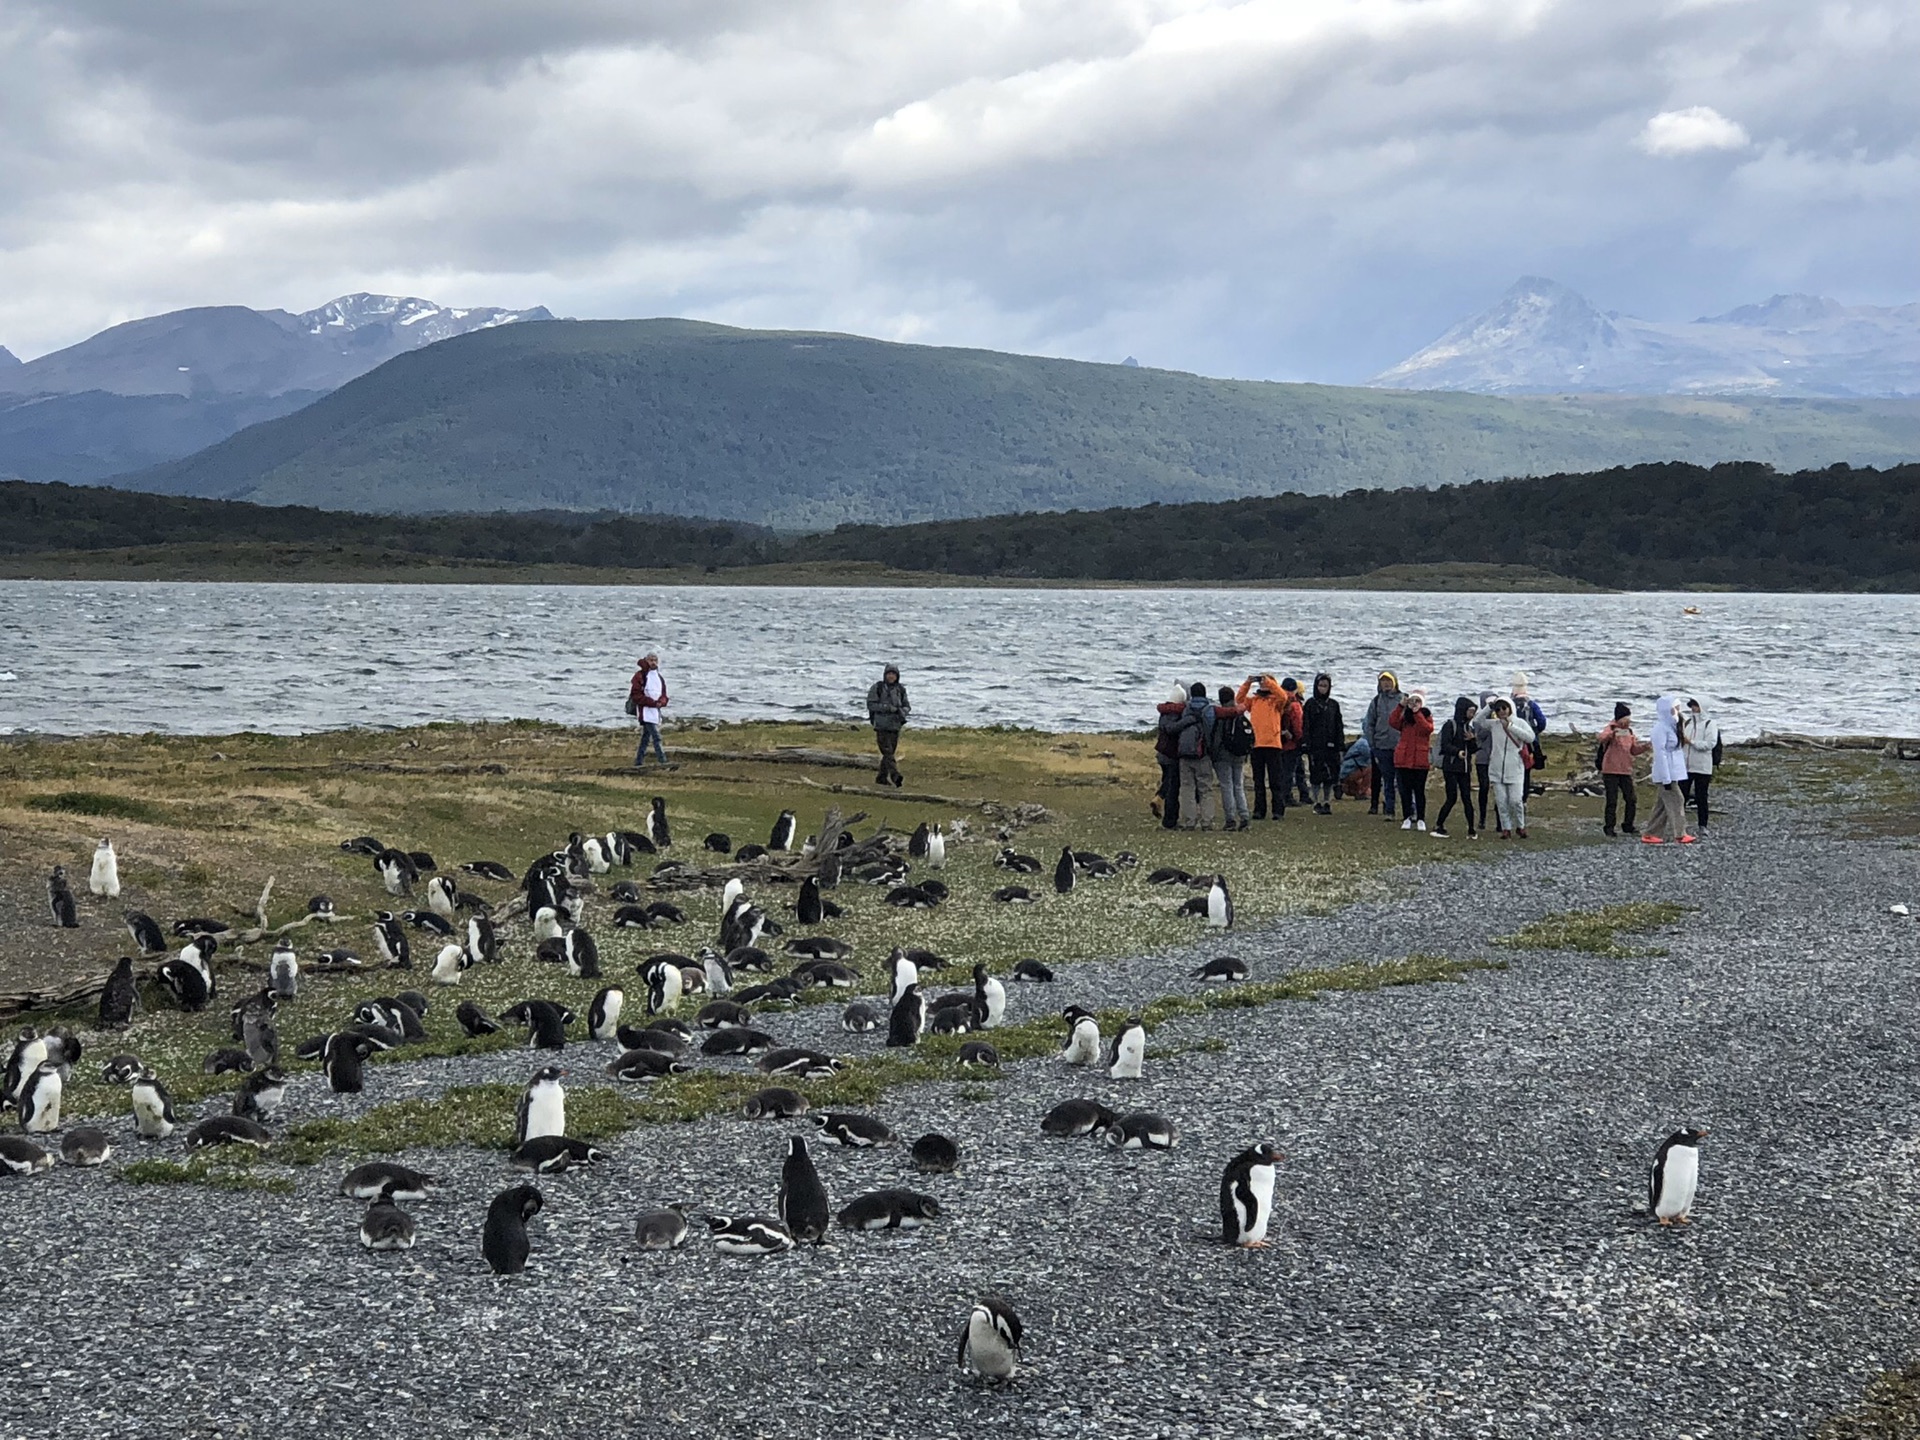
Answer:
top-left (1176, 707), bottom-right (1209, 760)
top-left (1222, 711), bottom-right (1255, 758)
top-left (1712, 734), bottom-right (1724, 768)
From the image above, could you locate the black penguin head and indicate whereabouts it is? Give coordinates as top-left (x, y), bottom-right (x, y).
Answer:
top-left (514, 1186), bottom-right (545, 1221)
top-left (1673, 1127), bottom-right (1709, 1146)
top-left (1253, 1141), bottom-right (1285, 1164)
top-left (532, 1064), bottom-right (566, 1084)
top-left (787, 1135), bottom-right (810, 1159)
top-left (1062, 1005), bottom-right (1094, 1024)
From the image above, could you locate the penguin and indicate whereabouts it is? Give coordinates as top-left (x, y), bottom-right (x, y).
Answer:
top-left (705, 1214), bottom-right (794, 1257)
top-left (911, 1133), bottom-right (960, 1173)
top-left (741, 1087), bottom-right (809, 1120)
top-left (796, 876), bottom-right (824, 926)
top-left (531, 907), bottom-right (568, 944)
top-left (838, 1188), bottom-right (941, 1231)
top-left (157, 957), bottom-right (212, 1013)
top-left (404, 909), bottom-right (454, 937)
top-left (701, 1026), bottom-right (776, 1058)
top-left (233, 1065), bottom-right (289, 1122)
top-left (769, 810), bottom-right (797, 852)
top-left (972, 963), bottom-right (1007, 1029)
top-left (172, 916), bottom-right (232, 940)
top-left (98, 956), bottom-right (140, 1028)
top-left (646, 900), bottom-right (688, 925)
top-left (778, 1135), bottom-right (831, 1245)
top-left (1106, 1111), bottom-right (1179, 1150)
top-left (996, 848), bottom-right (1042, 873)
top-left (841, 1001), bottom-right (881, 1033)
top-left (957, 1040), bottom-right (999, 1067)
top-left (888, 948), bottom-right (920, 1005)
top-left (642, 958), bottom-right (684, 1017)
top-left (426, 874), bottom-right (459, 920)
top-left (1650, 1127), bottom-right (1709, 1225)
top-left (360, 1189), bottom-right (419, 1251)
top-left (505, 999), bottom-right (571, 1050)
top-left (374, 848), bottom-right (417, 897)
top-left (926, 998), bottom-right (973, 1036)
top-left (587, 987), bottom-right (625, 1042)
top-left (17, 1062), bottom-right (62, 1133)
top-left (1010, 958), bottom-right (1054, 984)
top-left (1147, 866), bottom-right (1194, 885)
top-left (185, 1115), bottom-right (272, 1150)
top-left (1054, 846), bottom-right (1076, 895)
top-left (256, 939), bottom-right (297, 1001)
top-left (483, 1185), bottom-right (545, 1274)
top-left (304, 894), bottom-right (337, 920)
top-left (430, 942), bottom-right (466, 985)
top-left (339, 1161), bottom-right (439, 1200)
top-left (1041, 1097), bottom-right (1115, 1137)
top-left (926, 827), bottom-right (946, 869)
top-left (61, 1126), bottom-right (113, 1167)
top-left (812, 1111), bottom-right (896, 1147)
top-left (606, 1048), bottom-right (689, 1082)
top-left (562, 928), bottom-right (601, 980)
top-left (647, 797), bottom-right (672, 850)
top-left (202, 1046), bottom-right (254, 1077)
top-left (457, 914), bottom-right (497, 968)
top-left (456, 1000), bottom-right (502, 1037)
top-left (1192, 955), bottom-right (1249, 983)
top-left (580, 836), bottom-right (610, 874)
top-left (515, 1065), bottom-right (567, 1145)
top-left (1108, 1016), bottom-right (1146, 1080)
top-left (795, 960), bottom-right (858, 989)
top-left (886, 983), bottom-right (925, 1048)
top-left (312, 948), bottom-right (364, 971)
top-left (4, 1030), bottom-right (47, 1103)
top-left (1220, 1142), bottom-right (1284, 1248)
top-left (701, 948), bottom-right (733, 998)
top-left (101, 1053), bottom-right (145, 1086)
top-left (41, 1028), bottom-right (81, 1083)
top-left (757, 1048), bottom-right (842, 1079)
top-left (340, 835), bottom-right (385, 856)
top-left (511, 1135), bottom-right (608, 1173)
top-left (635, 1204), bottom-right (691, 1251)
top-left (992, 885), bottom-right (1035, 904)
top-left (702, 832), bottom-right (732, 854)
top-left (125, 910), bottom-right (166, 954)
top-left (1206, 874), bottom-right (1234, 929)
top-left (958, 1296), bottom-right (1023, 1380)
top-left (726, 945), bottom-right (774, 974)
top-left (242, 1008), bottom-right (280, 1068)
top-left (372, 915), bottom-right (411, 969)
top-left (462, 859), bottom-right (517, 882)
top-left (130, 1070), bottom-right (177, 1139)
top-left (47, 867), bottom-right (78, 928)
top-left (324, 1032), bottom-right (374, 1094)
top-left (90, 838), bottom-right (120, 898)
top-left (1059, 1006), bottom-right (1101, 1065)
top-left (0, 1137), bottom-right (53, 1176)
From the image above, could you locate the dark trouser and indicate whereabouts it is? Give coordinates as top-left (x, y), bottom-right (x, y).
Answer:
top-left (1372, 754), bottom-right (1396, 815)
top-left (1250, 748), bottom-right (1285, 818)
top-left (1437, 769), bottom-right (1475, 832)
top-left (1308, 749), bottom-right (1339, 804)
top-left (1476, 765), bottom-right (1490, 829)
top-left (1395, 766), bottom-right (1429, 822)
top-left (1690, 772), bottom-right (1713, 827)
top-left (634, 722), bottom-right (666, 766)
top-left (1603, 773), bottom-right (1637, 831)
top-left (1277, 751), bottom-right (1305, 810)
top-left (1291, 752), bottom-right (1311, 804)
top-left (874, 727), bottom-right (901, 784)
top-left (1158, 760), bottom-right (1181, 829)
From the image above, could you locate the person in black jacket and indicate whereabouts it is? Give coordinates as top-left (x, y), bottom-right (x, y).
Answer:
top-left (866, 665), bottom-right (910, 787)
top-left (1302, 673), bottom-right (1344, 815)
top-left (1433, 695), bottom-right (1480, 838)
top-left (1153, 689), bottom-right (1187, 830)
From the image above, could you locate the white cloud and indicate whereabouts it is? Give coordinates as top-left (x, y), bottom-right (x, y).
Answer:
top-left (1637, 105), bottom-right (1751, 156)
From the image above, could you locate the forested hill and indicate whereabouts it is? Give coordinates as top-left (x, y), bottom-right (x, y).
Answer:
top-left (104, 318), bottom-right (1920, 527)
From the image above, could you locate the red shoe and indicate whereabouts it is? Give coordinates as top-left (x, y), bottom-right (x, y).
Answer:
top-left (1641, 835), bottom-right (1664, 845)
top-left (1678, 833), bottom-right (1698, 844)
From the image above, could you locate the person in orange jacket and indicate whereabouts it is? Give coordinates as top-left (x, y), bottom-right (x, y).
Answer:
top-left (1236, 673), bottom-right (1288, 820)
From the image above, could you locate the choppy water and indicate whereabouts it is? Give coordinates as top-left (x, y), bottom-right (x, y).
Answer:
top-left (0, 581), bottom-right (1914, 741)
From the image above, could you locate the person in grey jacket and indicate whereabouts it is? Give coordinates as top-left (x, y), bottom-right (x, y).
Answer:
top-left (866, 665), bottom-right (910, 787)
top-left (1362, 670), bottom-right (1404, 818)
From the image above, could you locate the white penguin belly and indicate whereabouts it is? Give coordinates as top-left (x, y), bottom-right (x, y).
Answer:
top-left (524, 1089), bottom-right (565, 1141)
top-left (1243, 1162), bottom-right (1276, 1243)
top-left (1655, 1148), bottom-right (1699, 1219)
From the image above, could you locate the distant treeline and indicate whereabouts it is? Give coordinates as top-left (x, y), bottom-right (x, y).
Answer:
top-left (5, 461), bottom-right (1919, 589)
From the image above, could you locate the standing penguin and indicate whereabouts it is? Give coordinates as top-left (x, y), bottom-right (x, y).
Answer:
top-left (587, 987), bottom-right (625, 1042)
top-left (1054, 846), bottom-right (1076, 895)
top-left (373, 915), bottom-right (411, 969)
top-left (130, 1069), bottom-right (177, 1139)
top-left (47, 868), bottom-right (78, 928)
top-left (90, 839), bottom-right (121, 898)
top-left (958, 1296), bottom-right (1024, 1380)
top-left (483, 1185), bottom-right (544, 1275)
top-left (125, 910), bottom-right (166, 955)
top-left (426, 874), bottom-right (459, 921)
top-left (465, 915), bottom-right (499, 967)
top-left (268, 939), bottom-right (299, 1000)
top-left (702, 949), bottom-right (733, 998)
top-left (1206, 874), bottom-right (1234, 930)
top-left (430, 942), bottom-right (466, 985)
top-left (1108, 1016), bottom-right (1146, 1080)
top-left (778, 1135), bottom-right (831, 1245)
top-left (927, 826), bottom-right (947, 870)
top-left (98, 956), bottom-right (140, 1029)
top-left (1219, 1142), bottom-right (1284, 1248)
top-left (886, 983), bottom-right (925, 1048)
top-left (908, 822), bottom-right (931, 858)
top-left (1650, 1127), bottom-right (1709, 1225)
top-left (642, 958), bottom-right (684, 1016)
top-left (889, 948), bottom-right (919, 1005)
top-left (17, 1062), bottom-right (62, 1133)
top-left (1059, 1006), bottom-right (1101, 1065)
top-left (769, 810), bottom-right (797, 852)
top-left (323, 1032), bottom-right (374, 1094)
top-left (971, 963), bottom-right (1006, 1029)
top-left (515, 1065), bottom-right (567, 1145)
top-left (562, 928), bottom-right (601, 980)
top-left (648, 797), bottom-right (672, 850)
top-left (797, 875), bottom-right (824, 926)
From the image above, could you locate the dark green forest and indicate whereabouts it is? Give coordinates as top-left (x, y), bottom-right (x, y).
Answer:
top-left (5, 462), bottom-right (1918, 589)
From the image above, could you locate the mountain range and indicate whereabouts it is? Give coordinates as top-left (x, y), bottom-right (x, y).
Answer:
top-left (1373, 276), bottom-right (1920, 397)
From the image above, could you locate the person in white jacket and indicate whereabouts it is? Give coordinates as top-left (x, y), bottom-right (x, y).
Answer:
top-left (1482, 696), bottom-right (1536, 839)
top-left (1645, 693), bottom-right (1695, 845)
top-left (1681, 698), bottom-right (1722, 833)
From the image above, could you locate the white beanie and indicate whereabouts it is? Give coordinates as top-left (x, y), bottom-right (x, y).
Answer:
top-left (1510, 671), bottom-right (1529, 691)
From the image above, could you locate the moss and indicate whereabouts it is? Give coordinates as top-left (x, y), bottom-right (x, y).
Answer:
top-left (120, 1155), bottom-right (294, 1194)
top-left (24, 790), bottom-right (172, 823)
top-left (1493, 903), bottom-right (1691, 959)
top-left (1816, 1360), bottom-right (1920, 1438)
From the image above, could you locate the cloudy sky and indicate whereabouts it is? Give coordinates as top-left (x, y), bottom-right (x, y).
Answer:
top-left (2, 0), bottom-right (1915, 381)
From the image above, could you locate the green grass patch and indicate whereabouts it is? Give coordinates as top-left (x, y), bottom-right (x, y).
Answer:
top-left (120, 1154), bottom-right (294, 1194)
top-left (24, 789), bottom-right (172, 823)
top-left (1493, 903), bottom-right (1691, 959)
top-left (1816, 1358), bottom-right (1920, 1438)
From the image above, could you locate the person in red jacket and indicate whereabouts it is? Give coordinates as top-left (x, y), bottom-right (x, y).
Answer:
top-left (627, 652), bottom-right (669, 768)
top-left (1596, 701), bottom-right (1651, 836)
top-left (1153, 689), bottom-right (1188, 830)
top-left (1390, 689), bottom-right (1436, 832)
top-left (1274, 677), bottom-right (1307, 814)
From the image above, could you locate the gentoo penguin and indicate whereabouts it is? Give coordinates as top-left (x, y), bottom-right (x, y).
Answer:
top-left (696, 1000), bottom-right (752, 1030)
top-left (1650, 1127), bottom-right (1709, 1225)
top-left (769, 810), bottom-right (797, 853)
top-left (340, 1161), bottom-right (439, 1200)
top-left (561, 928), bottom-right (600, 980)
top-left (324, 1032), bottom-right (375, 1094)
top-left (927, 827), bottom-right (946, 869)
top-left (996, 848), bottom-right (1042, 873)
top-left (812, 1111), bottom-right (896, 1147)
top-left (838, 1188), bottom-right (941, 1231)
top-left (61, 1126), bottom-right (113, 1167)
top-left (1106, 1112), bottom-right (1179, 1150)
top-left (47, 867), bottom-right (78, 928)
top-left (587, 987), bottom-right (625, 1042)
top-left (4, 1030), bottom-right (48, 1103)
top-left (701, 1026), bottom-right (775, 1057)
top-left (958, 1296), bottom-right (1023, 1380)
top-left (233, 1065), bottom-right (289, 1122)
top-left (98, 957), bottom-right (140, 1029)
top-left (515, 1065), bottom-right (567, 1145)
top-left (456, 1000), bottom-right (502, 1037)
top-left (841, 1001), bottom-right (881, 1033)
top-left (504, 999), bottom-right (572, 1050)
top-left (374, 848), bottom-right (417, 897)
top-left (756, 1047), bottom-right (842, 1079)
top-left (635, 1204), bottom-right (691, 1251)
top-left (425, 874), bottom-right (459, 920)
top-left (430, 942), bottom-right (466, 985)
top-left (886, 983), bottom-right (925, 1048)
top-left (741, 1087), bottom-right (809, 1120)
top-left (957, 1041), bottom-right (1000, 1067)
top-left (17, 1062), bottom-right (62, 1133)
top-left (185, 1115), bottom-right (272, 1150)
top-left (642, 958), bottom-right (684, 1016)
top-left (267, 939), bottom-right (299, 999)
top-left (647, 797), bottom-right (672, 850)
top-left (1059, 1006), bottom-right (1101, 1066)
top-left (1041, 1097), bottom-right (1115, 1138)
top-left (1010, 959), bottom-right (1055, 984)
top-left (359, 1188), bottom-right (419, 1251)
top-left (705, 1214), bottom-right (794, 1257)
top-left (125, 910), bottom-right (165, 955)
top-left (911, 1133), bottom-right (960, 1173)
top-left (972, 963), bottom-right (1006, 1029)
top-left (1220, 1142), bottom-right (1284, 1248)
top-left (796, 876), bottom-right (824, 926)
top-left (90, 838), bottom-right (120, 898)
top-left (779, 1135), bottom-right (831, 1245)
top-left (483, 1185), bottom-right (544, 1274)
top-left (1054, 846), bottom-right (1076, 895)
top-left (991, 885), bottom-right (1035, 904)
top-left (1193, 955), bottom-right (1249, 983)
top-left (0, 1137), bottom-right (54, 1176)
top-left (702, 949), bottom-right (733, 998)
top-left (372, 915), bottom-right (410, 969)
top-left (464, 915), bottom-right (499, 966)
top-left (130, 1070), bottom-right (177, 1139)
top-left (1108, 1016), bottom-right (1146, 1080)
top-left (606, 1047), bottom-right (688, 1082)
top-left (1206, 875), bottom-right (1234, 929)
top-left (511, 1136), bottom-right (608, 1173)
top-left (889, 948), bottom-right (920, 1005)
top-left (157, 957), bottom-right (212, 1013)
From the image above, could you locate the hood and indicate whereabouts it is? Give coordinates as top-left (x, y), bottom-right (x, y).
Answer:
top-left (1313, 672), bottom-right (1332, 697)
top-left (1655, 695), bottom-right (1677, 727)
top-left (1453, 696), bottom-right (1476, 725)
top-left (1378, 670), bottom-right (1398, 689)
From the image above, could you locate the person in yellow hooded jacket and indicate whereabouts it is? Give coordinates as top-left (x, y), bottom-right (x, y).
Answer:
top-left (1236, 673), bottom-right (1291, 820)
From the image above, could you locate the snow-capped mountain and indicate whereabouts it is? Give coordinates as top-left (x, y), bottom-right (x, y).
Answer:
top-left (295, 294), bottom-right (552, 352)
top-left (1372, 276), bottom-right (1920, 397)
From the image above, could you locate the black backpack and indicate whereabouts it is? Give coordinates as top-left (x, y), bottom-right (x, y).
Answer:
top-left (1222, 712), bottom-right (1255, 758)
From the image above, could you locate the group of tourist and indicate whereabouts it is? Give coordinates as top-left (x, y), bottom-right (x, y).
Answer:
top-left (1153, 670), bottom-right (1724, 844)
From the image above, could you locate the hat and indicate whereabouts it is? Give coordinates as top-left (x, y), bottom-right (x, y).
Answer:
top-left (1378, 670), bottom-right (1397, 687)
top-left (1170, 686), bottom-right (1188, 704)
top-left (1280, 677), bottom-right (1299, 693)
top-left (1510, 671), bottom-right (1529, 692)
top-left (1407, 689), bottom-right (1427, 711)
top-left (1614, 702), bottom-right (1632, 720)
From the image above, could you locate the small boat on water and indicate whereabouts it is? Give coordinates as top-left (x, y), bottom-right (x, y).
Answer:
top-left (1682, 606), bottom-right (1701, 616)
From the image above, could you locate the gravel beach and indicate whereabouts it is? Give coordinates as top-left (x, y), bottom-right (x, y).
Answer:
top-left (6, 786), bottom-right (1920, 1439)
